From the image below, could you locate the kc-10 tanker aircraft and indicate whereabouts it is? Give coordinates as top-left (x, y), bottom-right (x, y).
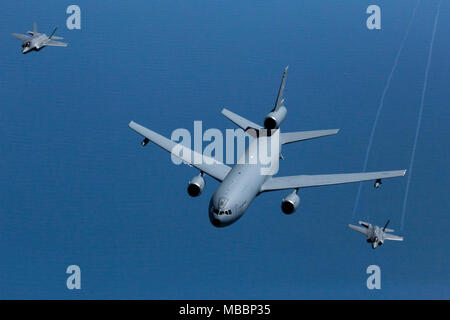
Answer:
top-left (129, 67), bottom-right (406, 227)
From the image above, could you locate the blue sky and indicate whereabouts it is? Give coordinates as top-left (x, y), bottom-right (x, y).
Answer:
top-left (0, 0), bottom-right (448, 299)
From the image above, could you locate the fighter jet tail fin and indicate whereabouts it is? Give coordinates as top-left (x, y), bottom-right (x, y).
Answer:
top-left (49, 27), bottom-right (58, 39)
top-left (27, 22), bottom-right (38, 35)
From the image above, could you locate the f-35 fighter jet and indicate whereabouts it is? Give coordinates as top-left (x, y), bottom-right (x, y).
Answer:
top-left (12, 23), bottom-right (68, 54)
top-left (349, 220), bottom-right (404, 249)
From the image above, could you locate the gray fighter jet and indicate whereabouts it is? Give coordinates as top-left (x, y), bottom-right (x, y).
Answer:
top-left (349, 220), bottom-right (404, 249)
top-left (128, 67), bottom-right (406, 227)
top-left (12, 23), bottom-right (67, 54)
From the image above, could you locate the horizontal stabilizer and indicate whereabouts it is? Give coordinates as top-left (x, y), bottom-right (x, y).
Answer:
top-left (281, 129), bottom-right (339, 144)
top-left (221, 108), bottom-right (262, 131)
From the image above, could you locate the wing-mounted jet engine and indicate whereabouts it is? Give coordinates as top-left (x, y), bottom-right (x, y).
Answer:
top-left (187, 173), bottom-right (205, 197)
top-left (281, 189), bottom-right (300, 214)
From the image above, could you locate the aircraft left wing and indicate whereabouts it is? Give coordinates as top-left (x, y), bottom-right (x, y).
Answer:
top-left (129, 121), bottom-right (232, 182)
top-left (45, 40), bottom-right (68, 47)
top-left (384, 233), bottom-right (404, 241)
top-left (260, 170), bottom-right (406, 192)
top-left (11, 33), bottom-right (31, 41)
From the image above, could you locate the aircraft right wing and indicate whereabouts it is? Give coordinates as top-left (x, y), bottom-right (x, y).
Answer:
top-left (348, 224), bottom-right (368, 235)
top-left (128, 121), bottom-right (232, 182)
top-left (45, 40), bottom-right (68, 47)
top-left (384, 233), bottom-right (404, 241)
top-left (11, 33), bottom-right (31, 41)
top-left (260, 170), bottom-right (406, 192)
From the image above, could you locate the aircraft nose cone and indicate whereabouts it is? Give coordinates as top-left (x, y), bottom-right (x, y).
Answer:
top-left (211, 218), bottom-right (222, 227)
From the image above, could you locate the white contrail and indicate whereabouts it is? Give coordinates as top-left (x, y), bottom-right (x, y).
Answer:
top-left (401, 0), bottom-right (442, 232)
top-left (352, 0), bottom-right (421, 220)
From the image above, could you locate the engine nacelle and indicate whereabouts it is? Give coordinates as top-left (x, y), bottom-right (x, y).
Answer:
top-left (281, 190), bottom-right (300, 214)
top-left (264, 106), bottom-right (287, 129)
top-left (187, 174), bottom-right (205, 197)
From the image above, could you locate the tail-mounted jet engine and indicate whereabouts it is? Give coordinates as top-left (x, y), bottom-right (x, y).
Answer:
top-left (264, 106), bottom-right (287, 130)
top-left (281, 189), bottom-right (300, 214)
top-left (187, 173), bottom-right (205, 197)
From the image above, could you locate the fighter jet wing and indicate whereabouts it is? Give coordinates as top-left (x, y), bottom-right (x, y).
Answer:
top-left (384, 233), bottom-right (404, 241)
top-left (45, 40), bottom-right (68, 47)
top-left (260, 170), bottom-right (406, 192)
top-left (129, 121), bottom-right (232, 182)
top-left (11, 33), bottom-right (31, 41)
top-left (348, 224), bottom-right (369, 235)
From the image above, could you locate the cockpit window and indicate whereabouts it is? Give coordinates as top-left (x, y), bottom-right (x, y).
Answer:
top-left (218, 198), bottom-right (228, 208)
top-left (213, 208), bottom-right (232, 215)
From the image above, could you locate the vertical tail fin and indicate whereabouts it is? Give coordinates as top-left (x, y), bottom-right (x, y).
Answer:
top-left (33, 22), bottom-right (37, 34)
top-left (273, 66), bottom-right (288, 111)
top-left (49, 27), bottom-right (57, 39)
top-left (263, 67), bottom-right (289, 129)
